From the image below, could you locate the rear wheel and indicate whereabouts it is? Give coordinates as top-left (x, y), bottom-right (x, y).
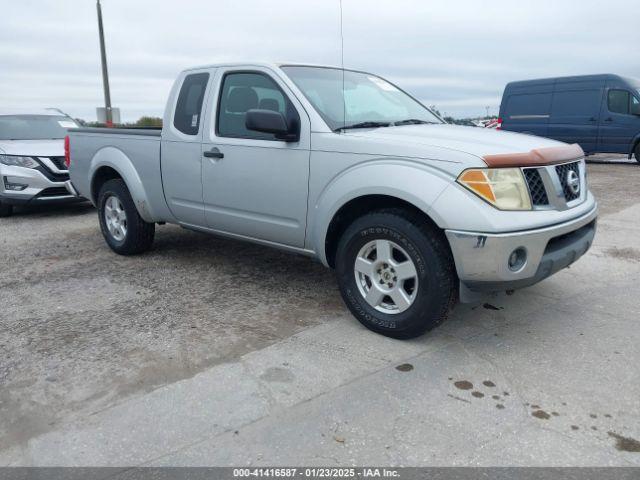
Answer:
top-left (635, 143), bottom-right (640, 163)
top-left (0, 200), bottom-right (13, 218)
top-left (97, 179), bottom-right (155, 255)
top-left (335, 209), bottom-right (456, 339)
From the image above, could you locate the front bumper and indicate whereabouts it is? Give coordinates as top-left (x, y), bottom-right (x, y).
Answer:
top-left (0, 165), bottom-right (83, 206)
top-left (445, 204), bottom-right (597, 299)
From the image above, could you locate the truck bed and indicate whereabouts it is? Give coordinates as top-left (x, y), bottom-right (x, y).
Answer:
top-left (68, 127), bottom-right (171, 222)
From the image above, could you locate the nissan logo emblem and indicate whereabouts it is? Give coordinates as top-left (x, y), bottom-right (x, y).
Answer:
top-left (566, 170), bottom-right (580, 195)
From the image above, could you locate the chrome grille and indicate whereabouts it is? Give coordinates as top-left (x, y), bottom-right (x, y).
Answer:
top-left (49, 156), bottom-right (67, 170)
top-left (520, 159), bottom-right (584, 211)
top-left (555, 162), bottom-right (581, 201)
top-left (523, 168), bottom-right (549, 206)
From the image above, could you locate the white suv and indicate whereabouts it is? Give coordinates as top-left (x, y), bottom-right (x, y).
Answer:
top-left (0, 108), bottom-right (82, 217)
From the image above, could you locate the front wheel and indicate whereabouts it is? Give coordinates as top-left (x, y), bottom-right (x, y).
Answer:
top-left (97, 179), bottom-right (155, 255)
top-left (335, 209), bottom-right (457, 339)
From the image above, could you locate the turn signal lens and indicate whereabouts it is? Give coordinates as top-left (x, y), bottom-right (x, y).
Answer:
top-left (458, 168), bottom-right (532, 210)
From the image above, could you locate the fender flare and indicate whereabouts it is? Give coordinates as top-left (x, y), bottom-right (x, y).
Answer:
top-left (308, 159), bottom-right (456, 266)
top-left (89, 146), bottom-right (157, 222)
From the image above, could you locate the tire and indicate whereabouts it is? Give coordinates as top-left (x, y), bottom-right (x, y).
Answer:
top-left (335, 209), bottom-right (457, 339)
top-left (635, 143), bottom-right (640, 163)
top-left (0, 200), bottom-right (13, 218)
top-left (97, 179), bottom-right (155, 255)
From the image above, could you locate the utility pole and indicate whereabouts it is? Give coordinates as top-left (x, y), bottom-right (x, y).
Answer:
top-left (485, 106), bottom-right (490, 118)
top-left (96, 0), bottom-right (113, 126)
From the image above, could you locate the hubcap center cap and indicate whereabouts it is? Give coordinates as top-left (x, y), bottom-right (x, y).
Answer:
top-left (375, 263), bottom-right (397, 288)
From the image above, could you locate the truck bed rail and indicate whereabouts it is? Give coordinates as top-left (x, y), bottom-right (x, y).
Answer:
top-left (69, 127), bottom-right (162, 137)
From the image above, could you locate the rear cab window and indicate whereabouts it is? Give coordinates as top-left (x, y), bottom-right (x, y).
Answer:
top-left (174, 72), bottom-right (210, 135)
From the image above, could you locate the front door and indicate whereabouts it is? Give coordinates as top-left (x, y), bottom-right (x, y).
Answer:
top-left (598, 86), bottom-right (640, 153)
top-left (201, 68), bottom-right (310, 247)
top-left (160, 70), bottom-right (213, 226)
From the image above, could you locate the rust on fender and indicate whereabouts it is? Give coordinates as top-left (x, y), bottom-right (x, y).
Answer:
top-left (483, 143), bottom-right (584, 168)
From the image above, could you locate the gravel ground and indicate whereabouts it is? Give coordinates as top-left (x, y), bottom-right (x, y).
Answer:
top-left (0, 203), bottom-right (345, 450)
top-left (1, 158), bottom-right (639, 466)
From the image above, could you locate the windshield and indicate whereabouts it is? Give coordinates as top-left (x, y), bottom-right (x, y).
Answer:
top-left (281, 66), bottom-right (442, 131)
top-left (0, 115), bottom-right (77, 140)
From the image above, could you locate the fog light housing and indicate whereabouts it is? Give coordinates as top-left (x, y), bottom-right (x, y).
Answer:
top-left (3, 176), bottom-right (28, 191)
top-left (508, 247), bottom-right (527, 271)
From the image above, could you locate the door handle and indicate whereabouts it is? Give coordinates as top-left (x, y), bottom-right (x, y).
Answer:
top-left (203, 147), bottom-right (224, 159)
top-left (604, 117), bottom-right (613, 122)
top-left (589, 117), bottom-right (597, 122)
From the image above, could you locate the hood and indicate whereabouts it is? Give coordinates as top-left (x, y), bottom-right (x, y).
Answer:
top-left (343, 124), bottom-right (566, 160)
top-left (0, 139), bottom-right (64, 157)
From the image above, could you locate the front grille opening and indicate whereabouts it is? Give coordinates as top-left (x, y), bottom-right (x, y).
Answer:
top-left (34, 164), bottom-right (69, 182)
top-left (555, 162), bottom-right (581, 202)
top-left (523, 168), bottom-right (549, 206)
top-left (38, 187), bottom-right (71, 197)
top-left (545, 220), bottom-right (596, 254)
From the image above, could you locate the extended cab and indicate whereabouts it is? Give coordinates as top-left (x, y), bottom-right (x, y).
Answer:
top-left (68, 63), bottom-right (597, 339)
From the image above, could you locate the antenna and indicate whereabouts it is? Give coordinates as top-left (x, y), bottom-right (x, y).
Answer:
top-left (339, 0), bottom-right (345, 130)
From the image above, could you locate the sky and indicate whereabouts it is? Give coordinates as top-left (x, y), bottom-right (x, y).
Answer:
top-left (1, 0), bottom-right (638, 122)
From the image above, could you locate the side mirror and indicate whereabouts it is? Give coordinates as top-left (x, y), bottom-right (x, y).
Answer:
top-left (631, 101), bottom-right (640, 116)
top-left (245, 109), bottom-right (299, 141)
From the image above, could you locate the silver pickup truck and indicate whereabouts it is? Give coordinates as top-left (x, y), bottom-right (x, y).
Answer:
top-left (68, 63), bottom-right (597, 339)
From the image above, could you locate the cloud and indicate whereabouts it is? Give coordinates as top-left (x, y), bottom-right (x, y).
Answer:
top-left (1, 0), bottom-right (637, 120)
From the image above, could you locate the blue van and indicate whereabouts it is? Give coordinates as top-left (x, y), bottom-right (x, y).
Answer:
top-left (499, 74), bottom-right (640, 162)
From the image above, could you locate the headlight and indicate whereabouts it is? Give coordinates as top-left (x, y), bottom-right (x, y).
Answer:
top-left (457, 168), bottom-right (532, 210)
top-left (0, 154), bottom-right (39, 169)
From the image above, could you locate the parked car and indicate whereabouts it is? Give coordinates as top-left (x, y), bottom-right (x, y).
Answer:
top-left (68, 63), bottom-right (597, 339)
top-left (498, 74), bottom-right (640, 162)
top-left (0, 109), bottom-right (83, 216)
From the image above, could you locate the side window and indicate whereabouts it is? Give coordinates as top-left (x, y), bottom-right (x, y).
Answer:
top-left (505, 93), bottom-right (552, 117)
top-left (632, 95), bottom-right (640, 114)
top-left (551, 90), bottom-right (601, 117)
top-left (608, 90), bottom-right (630, 115)
top-left (217, 72), bottom-right (297, 140)
top-left (174, 72), bottom-right (209, 135)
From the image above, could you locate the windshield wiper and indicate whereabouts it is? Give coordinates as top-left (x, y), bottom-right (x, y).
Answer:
top-left (335, 121), bottom-right (392, 131)
top-left (393, 119), bottom-right (436, 126)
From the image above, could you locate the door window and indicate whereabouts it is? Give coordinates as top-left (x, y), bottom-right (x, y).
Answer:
top-left (173, 72), bottom-right (210, 135)
top-left (551, 90), bottom-right (601, 117)
top-left (216, 72), bottom-right (298, 141)
top-left (632, 95), bottom-right (640, 115)
top-left (608, 90), bottom-right (630, 115)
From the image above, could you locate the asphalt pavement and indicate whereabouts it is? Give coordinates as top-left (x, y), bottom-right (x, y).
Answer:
top-left (1, 161), bottom-right (638, 466)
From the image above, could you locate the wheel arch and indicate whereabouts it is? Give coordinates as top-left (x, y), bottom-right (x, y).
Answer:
top-left (629, 134), bottom-right (640, 160)
top-left (308, 161), bottom-right (455, 267)
top-left (91, 166), bottom-right (122, 203)
top-left (323, 194), bottom-right (449, 269)
top-left (88, 147), bottom-right (156, 222)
